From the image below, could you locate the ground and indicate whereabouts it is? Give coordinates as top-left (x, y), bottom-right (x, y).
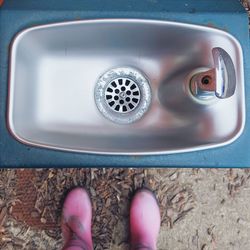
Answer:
top-left (1, 169), bottom-right (250, 250)
top-left (0, 1), bottom-right (250, 250)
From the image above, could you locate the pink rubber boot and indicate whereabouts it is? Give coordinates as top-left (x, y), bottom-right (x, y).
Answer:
top-left (130, 188), bottom-right (161, 250)
top-left (61, 187), bottom-right (93, 250)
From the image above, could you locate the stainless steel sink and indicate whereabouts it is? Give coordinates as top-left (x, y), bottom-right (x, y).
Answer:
top-left (8, 19), bottom-right (245, 154)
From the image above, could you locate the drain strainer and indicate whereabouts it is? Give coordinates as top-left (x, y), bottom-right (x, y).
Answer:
top-left (95, 67), bottom-right (151, 124)
top-left (105, 78), bottom-right (141, 113)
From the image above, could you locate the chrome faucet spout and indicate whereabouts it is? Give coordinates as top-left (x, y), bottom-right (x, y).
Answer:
top-left (190, 47), bottom-right (236, 100)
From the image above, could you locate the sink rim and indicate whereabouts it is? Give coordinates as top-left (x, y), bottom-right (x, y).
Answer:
top-left (7, 18), bottom-right (246, 155)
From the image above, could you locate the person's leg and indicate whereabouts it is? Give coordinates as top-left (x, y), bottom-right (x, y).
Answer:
top-left (61, 187), bottom-right (93, 250)
top-left (130, 188), bottom-right (161, 250)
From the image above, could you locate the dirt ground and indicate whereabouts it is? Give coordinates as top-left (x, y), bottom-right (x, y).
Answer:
top-left (0, 1), bottom-right (250, 250)
top-left (1, 168), bottom-right (250, 250)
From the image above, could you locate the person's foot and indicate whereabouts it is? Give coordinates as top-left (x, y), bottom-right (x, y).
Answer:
top-left (130, 188), bottom-right (161, 250)
top-left (61, 187), bottom-right (93, 250)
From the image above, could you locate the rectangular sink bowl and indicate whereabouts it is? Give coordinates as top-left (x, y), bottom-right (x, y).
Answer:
top-left (8, 19), bottom-right (245, 155)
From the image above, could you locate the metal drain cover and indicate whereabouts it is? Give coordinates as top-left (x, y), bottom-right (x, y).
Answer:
top-left (95, 67), bottom-right (151, 124)
top-left (105, 77), bottom-right (141, 113)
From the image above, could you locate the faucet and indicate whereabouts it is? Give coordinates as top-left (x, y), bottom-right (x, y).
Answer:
top-left (190, 47), bottom-right (236, 100)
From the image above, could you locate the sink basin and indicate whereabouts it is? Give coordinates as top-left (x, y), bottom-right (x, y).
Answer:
top-left (8, 19), bottom-right (245, 154)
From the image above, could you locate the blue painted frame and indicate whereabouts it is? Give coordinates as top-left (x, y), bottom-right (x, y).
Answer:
top-left (0, 0), bottom-right (249, 167)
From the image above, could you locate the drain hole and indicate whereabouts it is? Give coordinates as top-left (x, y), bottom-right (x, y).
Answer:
top-left (106, 95), bottom-right (112, 100)
top-left (129, 103), bottom-right (134, 109)
top-left (133, 91), bottom-right (139, 96)
top-left (121, 86), bottom-right (126, 91)
top-left (120, 100), bottom-right (124, 104)
top-left (115, 89), bottom-right (120, 94)
top-left (114, 96), bottom-right (119, 100)
top-left (123, 106), bottom-right (127, 112)
top-left (109, 101), bottom-right (115, 107)
top-left (126, 90), bottom-right (131, 96)
top-left (131, 84), bottom-right (136, 90)
top-left (125, 80), bottom-right (130, 86)
top-left (107, 88), bottom-right (113, 93)
top-left (115, 105), bottom-right (120, 111)
top-left (111, 81), bottom-right (117, 87)
top-left (118, 79), bottom-right (123, 85)
top-left (132, 98), bottom-right (139, 103)
top-left (126, 97), bottom-right (130, 102)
